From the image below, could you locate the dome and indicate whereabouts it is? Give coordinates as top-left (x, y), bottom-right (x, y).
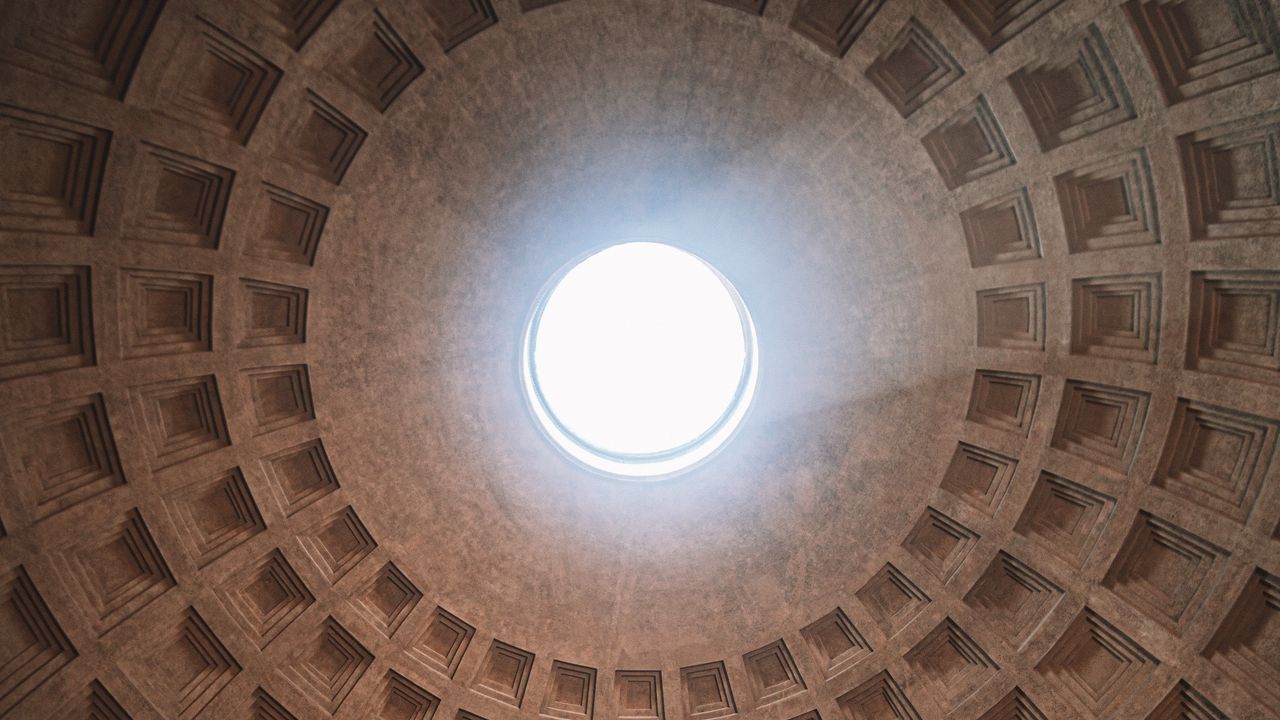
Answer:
top-left (0, 0), bottom-right (1277, 718)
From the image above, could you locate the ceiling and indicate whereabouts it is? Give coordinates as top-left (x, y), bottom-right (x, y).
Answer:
top-left (0, 0), bottom-right (1278, 718)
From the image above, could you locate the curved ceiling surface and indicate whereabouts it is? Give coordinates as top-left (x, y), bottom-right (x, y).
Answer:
top-left (0, 0), bottom-right (1278, 718)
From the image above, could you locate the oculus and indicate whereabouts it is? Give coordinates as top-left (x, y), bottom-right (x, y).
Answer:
top-left (522, 242), bottom-right (758, 479)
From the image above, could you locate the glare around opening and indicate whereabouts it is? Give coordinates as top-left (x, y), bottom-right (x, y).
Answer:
top-left (522, 242), bottom-right (758, 479)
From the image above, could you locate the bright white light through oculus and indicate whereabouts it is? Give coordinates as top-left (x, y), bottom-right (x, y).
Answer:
top-left (522, 242), bottom-right (758, 479)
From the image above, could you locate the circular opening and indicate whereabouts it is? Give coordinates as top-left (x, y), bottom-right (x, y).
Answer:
top-left (522, 241), bottom-right (759, 479)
